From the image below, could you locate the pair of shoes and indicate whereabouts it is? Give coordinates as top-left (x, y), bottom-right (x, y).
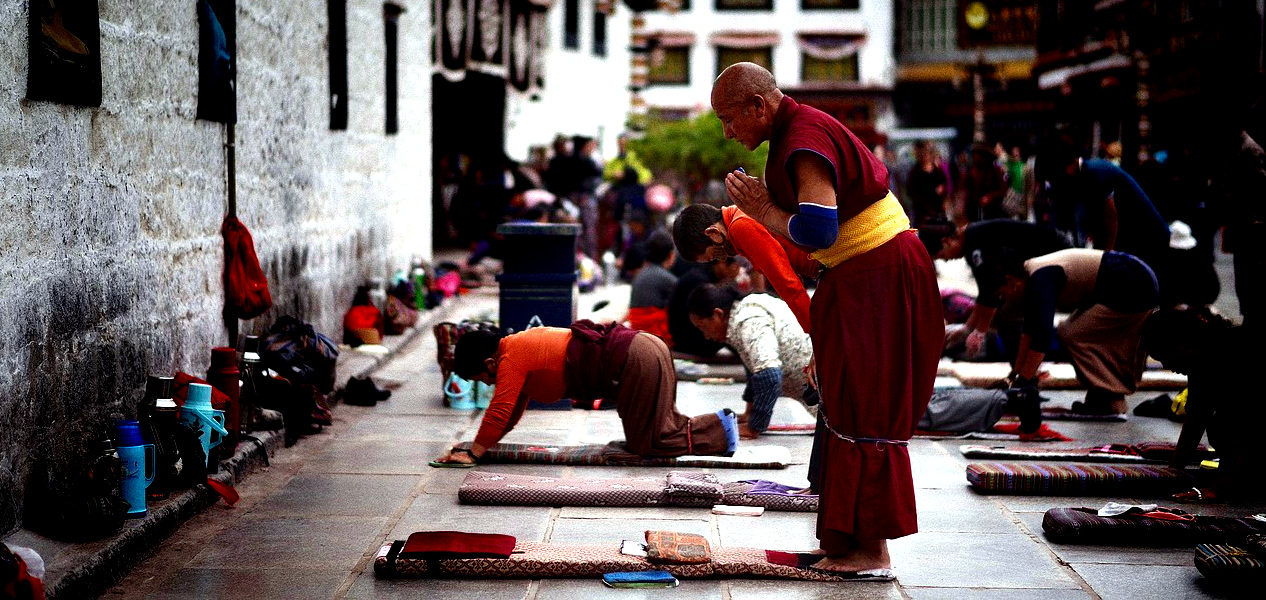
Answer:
top-left (716, 408), bottom-right (739, 456)
top-left (344, 376), bottom-right (391, 406)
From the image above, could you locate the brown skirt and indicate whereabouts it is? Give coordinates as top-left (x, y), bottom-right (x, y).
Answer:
top-left (615, 333), bottom-right (728, 457)
top-left (812, 230), bottom-right (944, 547)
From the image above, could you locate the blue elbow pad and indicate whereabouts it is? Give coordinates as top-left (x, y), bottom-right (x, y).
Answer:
top-left (787, 203), bottom-right (839, 249)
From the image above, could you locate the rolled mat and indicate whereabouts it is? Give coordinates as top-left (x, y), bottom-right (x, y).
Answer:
top-left (966, 463), bottom-right (1195, 496)
top-left (948, 362), bottom-right (1187, 390)
top-left (959, 442), bottom-right (1210, 464)
top-left (452, 442), bottom-right (791, 469)
top-left (1195, 542), bottom-right (1266, 582)
top-left (1042, 508), bottom-right (1266, 545)
top-left (374, 539), bottom-right (862, 581)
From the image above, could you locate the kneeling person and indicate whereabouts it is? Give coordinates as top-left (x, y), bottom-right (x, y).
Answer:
top-left (433, 322), bottom-right (738, 465)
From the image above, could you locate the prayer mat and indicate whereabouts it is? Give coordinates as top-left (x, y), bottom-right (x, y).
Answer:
top-left (458, 471), bottom-right (817, 512)
top-left (1195, 541), bottom-right (1266, 582)
top-left (674, 361), bottom-right (748, 383)
top-left (458, 471), bottom-right (668, 507)
top-left (966, 463), bottom-right (1195, 496)
top-left (1042, 508), bottom-right (1266, 545)
top-left (375, 539), bottom-right (867, 581)
top-left (915, 423), bottom-right (1071, 442)
top-left (948, 362), bottom-right (1187, 390)
top-left (452, 442), bottom-right (791, 469)
top-left (764, 422), bottom-right (816, 435)
top-left (960, 442), bottom-right (1213, 464)
top-left (1039, 407), bottom-right (1129, 422)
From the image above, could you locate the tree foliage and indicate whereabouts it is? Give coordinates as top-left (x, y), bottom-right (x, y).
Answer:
top-left (626, 111), bottom-right (768, 202)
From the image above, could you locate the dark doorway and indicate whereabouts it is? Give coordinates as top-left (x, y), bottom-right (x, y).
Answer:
top-left (432, 71), bottom-right (507, 250)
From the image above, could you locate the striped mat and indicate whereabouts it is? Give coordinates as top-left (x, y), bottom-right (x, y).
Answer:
top-left (966, 462), bottom-right (1195, 496)
top-left (374, 540), bottom-right (859, 581)
top-left (1043, 507), bottom-right (1266, 545)
top-left (453, 442), bottom-right (791, 469)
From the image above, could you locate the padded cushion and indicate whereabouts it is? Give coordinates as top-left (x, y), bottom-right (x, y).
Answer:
top-left (664, 472), bottom-right (723, 507)
top-left (375, 540), bottom-right (860, 581)
top-left (1042, 508), bottom-right (1266, 545)
top-left (721, 481), bottom-right (818, 512)
top-left (1195, 543), bottom-right (1266, 581)
top-left (401, 531), bottom-right (516, 559)
top-left (966, 463), bottom-right (1195, 496)
top-left (458, 471), bottom-right (666, 507)
top-left (645, 531), bottom-right (712, 564)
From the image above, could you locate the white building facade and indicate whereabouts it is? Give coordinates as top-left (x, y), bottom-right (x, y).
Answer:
top-left (635, 0), bottom-right (896, 142)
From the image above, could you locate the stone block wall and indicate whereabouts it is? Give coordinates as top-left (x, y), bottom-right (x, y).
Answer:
top-left (0, 1), bottom-right (431, 535)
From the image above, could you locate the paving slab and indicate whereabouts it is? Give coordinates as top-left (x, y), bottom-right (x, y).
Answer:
top-left (344, 574), bottom-right (533, 600)
top-left (185, 515), bottom-right (387, 569)
top-left (536, 578), bottom-right (722, 599)
top-left (299, 438), bottom-right (449, 475)
top-left (889, 531), bottom-right (1081, 589)
top-left (1069, 564), bottom-right (1221, 600)
top-left (914, 487), bottom-right (1020, 533)
top-left (131, 567), bottom-right (346, 600)
top-left (716, 511), bottom-right (819, 550)
top-left (904, 587), bottom-right (1093, 600)
top-left (339, 413), bottom-right (475, 441)
top-left (249, 472), bottom-right (421, 517)
top-left (728, 579), bottom-right (903, 600)
top-left (548, 517), bottom-right (714, 545)
top-left (390, 493), bottom-right (553, 541)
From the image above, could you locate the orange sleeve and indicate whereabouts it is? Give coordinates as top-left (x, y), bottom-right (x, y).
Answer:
top-left (727, 213), bottom-right (814, 333)
top-left (473, 339), bottom-right (530, 449)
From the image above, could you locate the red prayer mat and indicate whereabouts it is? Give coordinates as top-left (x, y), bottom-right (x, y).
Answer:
top-left (401, 531), bottom-right (517, 559)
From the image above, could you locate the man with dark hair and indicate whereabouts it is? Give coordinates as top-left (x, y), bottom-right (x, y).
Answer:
top-left (920, 219), bottom-right (1072, 359)
top-left (672, 203), bottom-right (815, 332)
top-left (431, 323), bottom-right (738, 465)
top-left (627, 230), bottom-right (678, 343)
top-left (993, 248), bottom-right (1158, 415)
top-left (708, 62), bottom-right (942, 576)
top-left (667, 257), bottom-right (742, 357)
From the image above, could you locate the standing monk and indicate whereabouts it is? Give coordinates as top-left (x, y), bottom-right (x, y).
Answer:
top-left (710, 63), bottom-right (943, 575)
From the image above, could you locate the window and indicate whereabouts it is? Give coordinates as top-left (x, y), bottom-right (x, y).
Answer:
top-left (901, 0), bottom-right (956, 54)
top-left (649, 46), bottom-right (691, 84)
top-left (802, 53), bottom-right (859, 82)
top-left (715, 0), bottom-right (773, 10)
top-left (802, 0), bottom-right (857, 8)
top-left (592, 10), bottom-right (607, 57)
top-left (384, 4), bottom-right (402, 134)
top-left (564, 0), bottom-right (580, 50)
top-left (328, 0), bottom-right (348, 130)
top-left (716, 46), bottom-right (773, 78)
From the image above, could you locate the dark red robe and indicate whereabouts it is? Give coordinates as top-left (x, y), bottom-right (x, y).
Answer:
top-left (766, 96), bottom-right (943, 545)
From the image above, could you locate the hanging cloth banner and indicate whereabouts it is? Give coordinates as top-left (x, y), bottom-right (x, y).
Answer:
top-left (469, 0), bottom-right (508, 73)
top-left (507, 0), bottom-right (533, 92)
top-left (438, 0), bottom-right (472, 75)
top-left (796, 33), bottom-right (866, 61)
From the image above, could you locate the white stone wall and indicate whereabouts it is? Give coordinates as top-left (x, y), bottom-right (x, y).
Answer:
top-left (639, 2), bottom-right (896, 116)
top-left (505, 3), bottom-right (632, 160)
top-left (0, 1), bottom-right (431, 534)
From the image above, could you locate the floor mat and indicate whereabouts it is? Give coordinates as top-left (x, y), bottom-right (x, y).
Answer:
top-left (1039, 407), bottom-right (1129, 422)
top-left (457, 471), bottom-right (818, 512)
top-left (674, 361), bottom-right (749, 383)
top-left (966, 462), bottom-right (1195, 496)
top-left (914, 423), bottom-right (1071, 442)
top-left (960, 442), bottom-right (1209, 463)
top-left (1195, 537), bottom-right (1266, 582)
top-left (947, 362), bottom-right (1187, 390)
top-left (764, 423), bottom-right (816, 435)
top-left (452, 442), bottom-right (792, 469)
top-left (1043, 507), bottom-right (1266, 545)
top-left (375, 540), bottom-right (868, 581)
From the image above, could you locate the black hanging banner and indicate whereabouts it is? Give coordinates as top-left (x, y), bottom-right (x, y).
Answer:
top-left (196, 0), bottom-right (237, 124)
top-left (439, 0), bottom-right (471, 73)
top-left (469, 0), bottom-right (506, 68)
top-left (27, 0), bottom-right (102, 106)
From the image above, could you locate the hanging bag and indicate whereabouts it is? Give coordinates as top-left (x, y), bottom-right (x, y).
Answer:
top-left (222, 215), bottom-right (273, 319)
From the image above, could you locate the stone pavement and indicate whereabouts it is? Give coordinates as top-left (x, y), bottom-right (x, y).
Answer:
top-left (90, 250), bottom-right (1258, 599)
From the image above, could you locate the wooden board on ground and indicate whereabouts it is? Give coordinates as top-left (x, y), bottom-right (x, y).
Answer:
top-left (948, 361), bottom-right (1187, 390)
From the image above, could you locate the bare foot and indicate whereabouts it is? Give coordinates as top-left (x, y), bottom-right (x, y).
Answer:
top-left (810, 540), bottom-right (891, 572)
top-left (789, 487), bottom-right (817, 495)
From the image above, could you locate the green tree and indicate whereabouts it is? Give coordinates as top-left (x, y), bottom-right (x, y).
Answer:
top-left (627, 111), bottom-right (768, 204)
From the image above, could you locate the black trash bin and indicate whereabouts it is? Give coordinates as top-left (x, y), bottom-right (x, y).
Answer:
top-left (495, 223), bottom-right (579, 333)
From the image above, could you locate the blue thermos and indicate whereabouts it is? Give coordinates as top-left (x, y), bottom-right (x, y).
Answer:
top-left (179, 383), bottom-right (228, 469)
top-left (114, 419), bottom-right (156, 518)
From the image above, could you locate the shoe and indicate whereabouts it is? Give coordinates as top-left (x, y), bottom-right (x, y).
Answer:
top-left (445, 373), bottom-right (476, 410)
top-left (1005, 387), bottom-right (1042, 434)
top-left (716, 408), bottom-right (739, 456)
top-left (344, 376), bottom-right (391, 406)
top-left (1133, 394), bottom-right (1175, 418)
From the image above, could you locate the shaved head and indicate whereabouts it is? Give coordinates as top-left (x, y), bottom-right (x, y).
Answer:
top-left (711, 62), bottom-right (781, 109)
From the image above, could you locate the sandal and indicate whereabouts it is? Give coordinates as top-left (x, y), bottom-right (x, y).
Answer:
top-left (1172, 487), bottom-right (1220, 504)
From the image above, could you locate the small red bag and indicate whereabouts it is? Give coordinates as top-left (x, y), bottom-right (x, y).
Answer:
top-left (222, 215), bottom-right (273, 319)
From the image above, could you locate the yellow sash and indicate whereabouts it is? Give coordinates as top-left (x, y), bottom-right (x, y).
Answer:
top-left (809, 192), bottom-right (911, 269)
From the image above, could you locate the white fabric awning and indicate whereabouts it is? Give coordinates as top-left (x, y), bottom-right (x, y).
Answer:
top-left (797, 33), bottom-right (866, 60)
top-left (710, 31), bottom-right (780, 48)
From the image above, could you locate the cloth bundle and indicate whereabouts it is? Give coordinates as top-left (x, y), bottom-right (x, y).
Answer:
top-left (644, 531), bottom-right (711, 565)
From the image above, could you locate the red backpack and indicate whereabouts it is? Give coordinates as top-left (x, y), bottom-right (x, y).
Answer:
top-left (222, 215), bottom-right (273, 319)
